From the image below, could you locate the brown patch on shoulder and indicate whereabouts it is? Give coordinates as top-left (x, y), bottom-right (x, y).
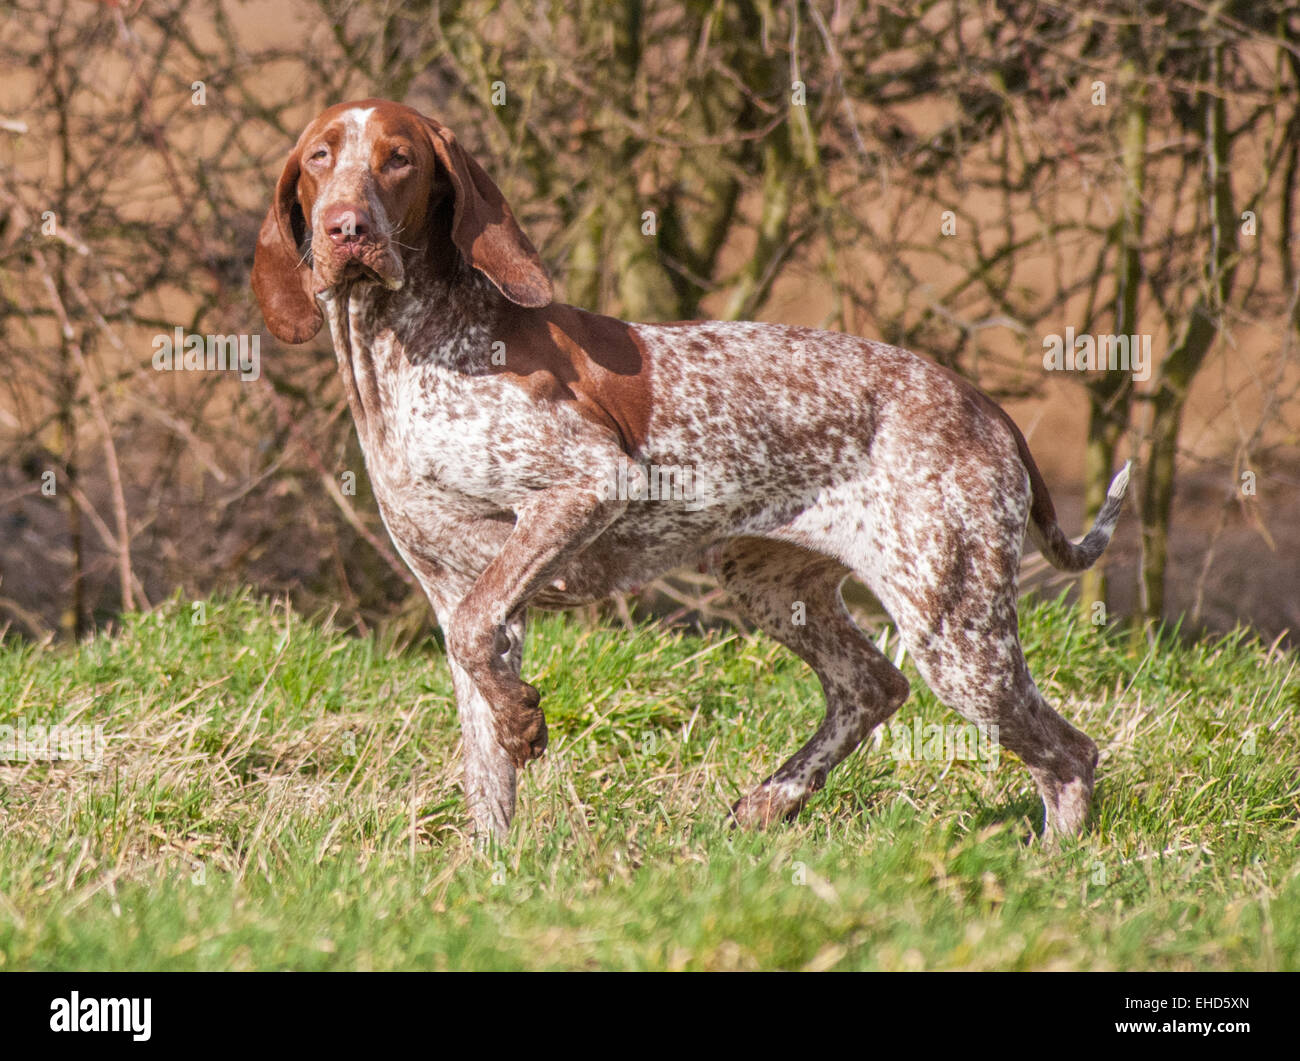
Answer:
top-left (492, 303), bottom-right (653, 453)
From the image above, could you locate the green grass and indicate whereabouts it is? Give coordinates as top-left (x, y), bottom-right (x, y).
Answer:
top-left (0, 590), bottom-right (1296, 970)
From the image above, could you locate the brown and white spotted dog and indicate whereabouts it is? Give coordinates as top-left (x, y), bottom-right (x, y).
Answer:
top-left (252, 99), bottom-right (1131, 842)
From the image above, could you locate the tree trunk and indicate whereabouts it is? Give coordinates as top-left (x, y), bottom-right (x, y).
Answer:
top-left (1081, 35), bottom-right (1144, 613)
top-left (1139, 42), bottom-right (1237, 631)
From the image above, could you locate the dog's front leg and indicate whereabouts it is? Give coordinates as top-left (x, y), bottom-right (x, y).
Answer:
top-left (444, 614), bottom-right (525, 839)
top-left (425, 578), bottom-right (523, 839)
top-left (445, 487), bottom-right (626, 770)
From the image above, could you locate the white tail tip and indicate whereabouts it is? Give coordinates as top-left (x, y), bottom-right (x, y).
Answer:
top-left (1108, 460), bottom-right (1132, 500)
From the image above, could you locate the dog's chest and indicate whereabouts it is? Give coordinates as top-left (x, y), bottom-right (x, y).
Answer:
top-left (361, 339), bottom-right (604, 513)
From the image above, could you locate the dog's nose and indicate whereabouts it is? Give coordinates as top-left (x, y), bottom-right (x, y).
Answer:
top-left (323, 204), bottom-right (373, 245)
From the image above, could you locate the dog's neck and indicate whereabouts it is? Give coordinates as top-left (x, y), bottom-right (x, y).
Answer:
top-left (320, 257), bottom-right (506, 444)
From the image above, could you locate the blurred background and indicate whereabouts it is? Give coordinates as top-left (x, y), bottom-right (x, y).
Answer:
top-left (0, 0), bottom-right (1296, 644)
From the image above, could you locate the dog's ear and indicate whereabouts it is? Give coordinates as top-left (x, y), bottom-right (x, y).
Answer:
top-left (252, 148), bottom-right (324, 343)
top-left (421, 118), bottom-right (553, 308)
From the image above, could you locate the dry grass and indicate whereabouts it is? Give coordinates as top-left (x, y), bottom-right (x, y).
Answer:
top-left (0, 590), bottom-right (1296, 970)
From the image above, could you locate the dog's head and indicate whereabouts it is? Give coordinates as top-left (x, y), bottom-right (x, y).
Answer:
top-left (251, 99), bottom-right (552, 343)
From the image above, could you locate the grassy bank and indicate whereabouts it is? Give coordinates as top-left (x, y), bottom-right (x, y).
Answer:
top-left (0, 592), bottom-right (1296, 970)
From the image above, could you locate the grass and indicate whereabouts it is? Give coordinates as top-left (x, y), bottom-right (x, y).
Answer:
top-left (0, 590), bottom-right (1296, 970)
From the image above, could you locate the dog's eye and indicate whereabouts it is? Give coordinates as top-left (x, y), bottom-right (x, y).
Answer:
top-left (309, 148), bottom-right (328, 162)
top-left (387, 151), bottom-right (411, 170)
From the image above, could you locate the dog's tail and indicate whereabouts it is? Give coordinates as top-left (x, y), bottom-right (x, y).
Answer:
top-left (946, 370), bottom-right (1132, 574)
top-left (1025, 460), bottom-right (1131, 572)
top-left (981, 395), bottom-right (1131, 572)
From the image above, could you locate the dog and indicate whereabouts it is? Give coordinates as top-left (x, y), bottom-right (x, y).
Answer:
top-left (252, 99), bottom-right (1130, 840)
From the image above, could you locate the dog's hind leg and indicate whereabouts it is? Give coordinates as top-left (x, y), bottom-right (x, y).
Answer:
top-left (854, 467), bottom-right (1099, 842)
top-left (710, 538), bottom-right (911, 827)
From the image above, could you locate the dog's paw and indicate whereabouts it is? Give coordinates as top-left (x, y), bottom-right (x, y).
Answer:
top-left (492, 679), bottom-right (548, 769)
top-left (729, 782), bottom-right (804, 830)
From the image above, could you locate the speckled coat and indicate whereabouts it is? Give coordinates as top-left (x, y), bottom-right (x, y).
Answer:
top-left (252, 100), bottom-right (1131, 842)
